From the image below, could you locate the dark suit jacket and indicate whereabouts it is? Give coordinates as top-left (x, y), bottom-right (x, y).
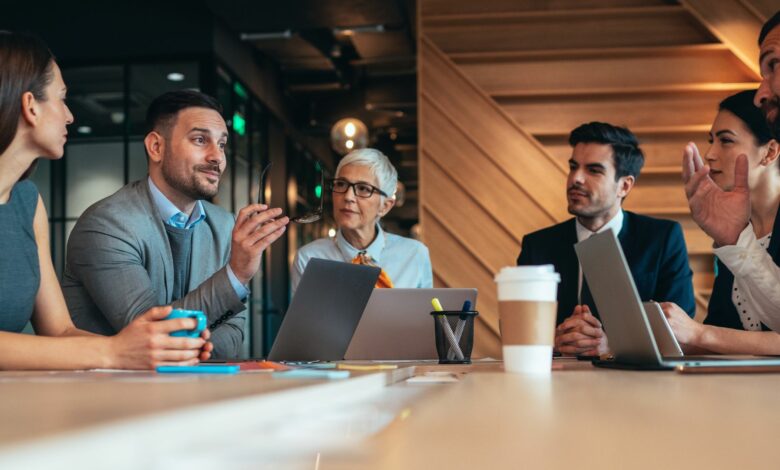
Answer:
top-left (517, 211), bottom-right (696, 326)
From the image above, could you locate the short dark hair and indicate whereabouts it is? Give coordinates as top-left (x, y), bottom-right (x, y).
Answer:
top-left (145, 90), bottom-right (223, 136)
top-left (759, 10), bottom-right (780, 45)
top-left (719, 90), bottom-right (773, 146)
top-left (568, 121), bottom-right (644, 180)
top-left (0, 31), bottom-right (55, 180)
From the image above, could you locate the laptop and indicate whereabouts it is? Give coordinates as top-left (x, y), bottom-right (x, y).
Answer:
top-left (267, 258), bottom-right (380, 362)
top-left (574, 230), bottom-right (780, 370)
top-left (643, 301), bottom-right (683, 357)
top-left (344, 288), bottom-right (478, 360)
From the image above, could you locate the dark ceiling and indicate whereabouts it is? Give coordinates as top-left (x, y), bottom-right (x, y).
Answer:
top-left (205, 0), bottom-right (420, 222)
top-left (1, 0), bottom-right (420, 223)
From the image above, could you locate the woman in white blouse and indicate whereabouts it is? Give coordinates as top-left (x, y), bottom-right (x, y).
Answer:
top-left (291, 148), bottom-right (432, 293)
top-left (662, 90), bottom-right (780, 354)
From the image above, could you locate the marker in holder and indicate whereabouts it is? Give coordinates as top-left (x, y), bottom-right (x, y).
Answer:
top-left (430, 310), bottom-right (479, 364)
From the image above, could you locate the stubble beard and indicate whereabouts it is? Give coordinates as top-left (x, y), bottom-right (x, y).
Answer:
top-left (762, 96), bottom-right (780, 140)
top-left (568, 204), bottom-right (600, 219)
top-left (567, 185), bottom-right (596, 218)
top-left (567, 194), bottom-right (614, 222)
top-left (161, 150), bottom-right (220, 201)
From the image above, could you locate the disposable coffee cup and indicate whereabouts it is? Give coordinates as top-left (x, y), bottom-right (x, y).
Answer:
top-left (495, 265), bottom-right (560, 375)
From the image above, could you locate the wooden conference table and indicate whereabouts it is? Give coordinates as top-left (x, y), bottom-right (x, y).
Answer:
top-left (0, 359), bottom-right (778, 469)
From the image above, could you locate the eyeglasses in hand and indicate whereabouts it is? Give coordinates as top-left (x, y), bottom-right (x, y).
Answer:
top-left (292, 167), bottom-right (324, 223)
top-left (258, 161), bottom-right (273, 204)
top-left (258, 161), bottom-right (323, 224)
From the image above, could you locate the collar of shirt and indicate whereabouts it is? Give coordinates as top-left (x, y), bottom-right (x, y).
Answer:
top-left (147, 177), bottom-right (206, 229)
top-left (335, 224), bottom-right (386, 264)
top-left (575, 209), bottom-right (624, 242)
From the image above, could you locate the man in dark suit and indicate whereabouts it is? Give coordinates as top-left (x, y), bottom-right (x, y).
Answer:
top-left (517, 122), bottom-right (695, 356)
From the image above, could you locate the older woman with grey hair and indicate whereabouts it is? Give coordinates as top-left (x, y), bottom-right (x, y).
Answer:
top-left (292, 148), bottom-right (432, 292)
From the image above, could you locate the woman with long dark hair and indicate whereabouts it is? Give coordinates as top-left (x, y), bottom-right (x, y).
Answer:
top-left (0, 31), bottom-right (212, 369)
top-left (663, 89), bottom-right (780, 353)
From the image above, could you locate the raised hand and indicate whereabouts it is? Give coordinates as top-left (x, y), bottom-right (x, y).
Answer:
top-left (683, 142), bottom-right (750, 246)
top-left (229, 204), bottom-right (289, 285)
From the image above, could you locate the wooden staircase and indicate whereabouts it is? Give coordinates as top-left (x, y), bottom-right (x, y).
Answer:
top-left (418, 0), bottom-right (772, 357)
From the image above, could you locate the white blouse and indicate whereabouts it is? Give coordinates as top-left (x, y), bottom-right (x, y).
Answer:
top-left (715, 223), bottom-right (777, 331)
top-left (729, 232), bottom-right (771, 331)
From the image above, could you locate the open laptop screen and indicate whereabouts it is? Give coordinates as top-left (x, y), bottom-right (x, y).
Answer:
top-left (268, 259), bottom-right (379, 362)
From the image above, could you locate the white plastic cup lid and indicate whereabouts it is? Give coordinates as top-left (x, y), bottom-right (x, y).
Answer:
top-left (494, 265), bottom-right (561, 284)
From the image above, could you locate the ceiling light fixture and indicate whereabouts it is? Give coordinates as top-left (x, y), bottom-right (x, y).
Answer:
top-left (333, 25), bottom-right (385, 35)
top-left (330, 118), bottom-right (368, 155)
top-left (110, 112), bottom-right (125, 124)
top-left (167, 72), bottom-right (185, 82)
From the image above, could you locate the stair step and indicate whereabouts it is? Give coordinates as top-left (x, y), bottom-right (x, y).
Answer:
top-left (425, 5), bottom-right (687, 24)
top-left (449, 43), bottom-right (731, 61)
top-left (488, 83), bottom-right (758, 99)
top-left (630, 206), bottom-right (691, 216)
top-left (422, 0), bottom-right (672, 17)
top-left (538, 133), bottom-right (711, 169)
top-left (636, 166), bottom-right (681, 176)
top-left (424, 6), bottom-right (717, 54)
top-left (455, 44), bottom-right (758, 95)
top-left (500, 89), bottom-right (730, 136)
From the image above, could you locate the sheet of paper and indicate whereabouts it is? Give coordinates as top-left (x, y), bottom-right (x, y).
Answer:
top-left (406, 372), bottom-right (459, 384)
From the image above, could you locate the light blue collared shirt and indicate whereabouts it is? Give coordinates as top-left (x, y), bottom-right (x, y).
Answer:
top-left (148, 177), bottom-right (248, 300)
top-left (290, 224), bottom-right (433, 293)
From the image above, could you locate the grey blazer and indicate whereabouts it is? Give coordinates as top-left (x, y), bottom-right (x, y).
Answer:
top-left (62, 180), bottom-right (247, 358)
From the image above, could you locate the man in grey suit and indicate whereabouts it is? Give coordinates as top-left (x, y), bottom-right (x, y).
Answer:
top-left (62, 90), bottom-right (288, 358)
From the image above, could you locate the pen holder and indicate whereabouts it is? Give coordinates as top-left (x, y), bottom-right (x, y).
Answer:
top-left (430, 310), bottom-right (479, 364)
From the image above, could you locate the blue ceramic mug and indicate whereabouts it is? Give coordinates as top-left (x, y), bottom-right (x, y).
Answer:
top-left (166, 309), bottom-right (207, 338)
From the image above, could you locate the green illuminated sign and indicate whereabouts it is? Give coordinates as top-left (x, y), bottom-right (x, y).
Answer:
top-left (232, 112), bottom-right (246, 136)
top-left (314, 162), bottom-right (322, 198)
top-left (233, 82), bottom-right (248, 100)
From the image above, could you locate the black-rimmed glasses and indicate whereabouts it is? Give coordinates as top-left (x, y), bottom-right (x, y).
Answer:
top-left (291, 166), bottom-right (324, 223)
top-left (259, 161), bottom-right (324, 224)
top-left (258, 161), bottom-right (273, 204)
top-left (328, 179), bottom-right (388, 198)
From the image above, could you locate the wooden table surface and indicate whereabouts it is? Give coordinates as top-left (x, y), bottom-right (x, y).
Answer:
top-left (1, 361), bottom-right (778, 469)
top-left (345, 360), bottom-right (780, 470)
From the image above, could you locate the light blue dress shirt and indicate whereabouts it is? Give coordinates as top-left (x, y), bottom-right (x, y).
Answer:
top-left (148, 178), bottom-right (248, 300)
top-left (291, 224), bottom-right (433, 293)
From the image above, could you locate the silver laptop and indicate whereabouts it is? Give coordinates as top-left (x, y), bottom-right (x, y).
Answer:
top-left (345, 288), bottom-right (478, 360)
top-left (643, 301), bottom-right (683, 357)
top-left (268, 259), bottom-right (380, 362)
top-left (575, 230), bottom-right (780, 370)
